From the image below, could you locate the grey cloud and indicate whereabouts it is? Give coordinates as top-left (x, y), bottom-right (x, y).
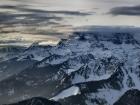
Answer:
top-left (109, 5), bottom-right (140, 16)
top-left (0, 5), bottom-right (91, 16)
top-left (0, 5), bottom-right (91, 35)
top-left (0, 5), bottom-right (67, 36)
top-left (0, 5), bottom-right (62, 28)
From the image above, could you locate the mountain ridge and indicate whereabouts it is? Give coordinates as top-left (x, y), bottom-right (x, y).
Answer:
top-left (0, 31), bottom-right (140, 105)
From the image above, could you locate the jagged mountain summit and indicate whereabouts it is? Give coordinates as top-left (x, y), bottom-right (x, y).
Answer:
top-left (0, 31), bottom-right (140, 105)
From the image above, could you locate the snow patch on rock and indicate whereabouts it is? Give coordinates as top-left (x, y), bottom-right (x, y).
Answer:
top-left (51, 86), bottom-right (80, 101)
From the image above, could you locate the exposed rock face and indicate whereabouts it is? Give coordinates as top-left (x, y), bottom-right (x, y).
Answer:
top-left (0, 31), bottom-right (140, 105)
top-left (114, 89), bottom-right (140, 105)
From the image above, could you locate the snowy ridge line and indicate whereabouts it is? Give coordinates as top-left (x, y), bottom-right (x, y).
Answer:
top-left (8, 30), bottom-right (140, 62)
top-left (1, 30), bottom-right (140, 105)
top-left (51, 67), bottom-right (120, 101)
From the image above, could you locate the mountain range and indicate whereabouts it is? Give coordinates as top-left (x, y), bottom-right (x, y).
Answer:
top-left (0, 30), bottom-right (140, 105)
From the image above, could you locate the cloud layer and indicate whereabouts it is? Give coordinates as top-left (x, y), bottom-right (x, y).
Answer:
top-left (110, 5), bottom-right (140, 16)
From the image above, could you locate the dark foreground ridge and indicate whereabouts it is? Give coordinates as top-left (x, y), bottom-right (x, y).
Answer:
top-left (4, 97), bottom-right (61, 105)
top-left (114, 89), bottom-right (140, 105)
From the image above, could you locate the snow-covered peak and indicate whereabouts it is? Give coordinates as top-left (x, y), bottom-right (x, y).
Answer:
top-left (38, 31), bottom-right (139, 63)
top-left (36, 31), bottom-right (140, 85)
top-left (1, 30), bottom-right (140, 105)
top-left (14, 30), bottom-right (139, 62)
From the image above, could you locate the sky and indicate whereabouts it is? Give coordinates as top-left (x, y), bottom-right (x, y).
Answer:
top-left (0, 0), bottom-right (140, 47)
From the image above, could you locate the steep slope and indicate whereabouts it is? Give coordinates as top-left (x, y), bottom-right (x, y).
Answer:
top-left (0, 46), bottom-right (35, 81)
top-left (0, 43), bottom-right (52, 81)
top-left (113, 89), bottom-right (140, 105)
top-left (0, 59), bottom-right (34, 81)
top-left (0, 32), bottom-right (140, 105)
top-left (0, 46), bottom-right (25, 62)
